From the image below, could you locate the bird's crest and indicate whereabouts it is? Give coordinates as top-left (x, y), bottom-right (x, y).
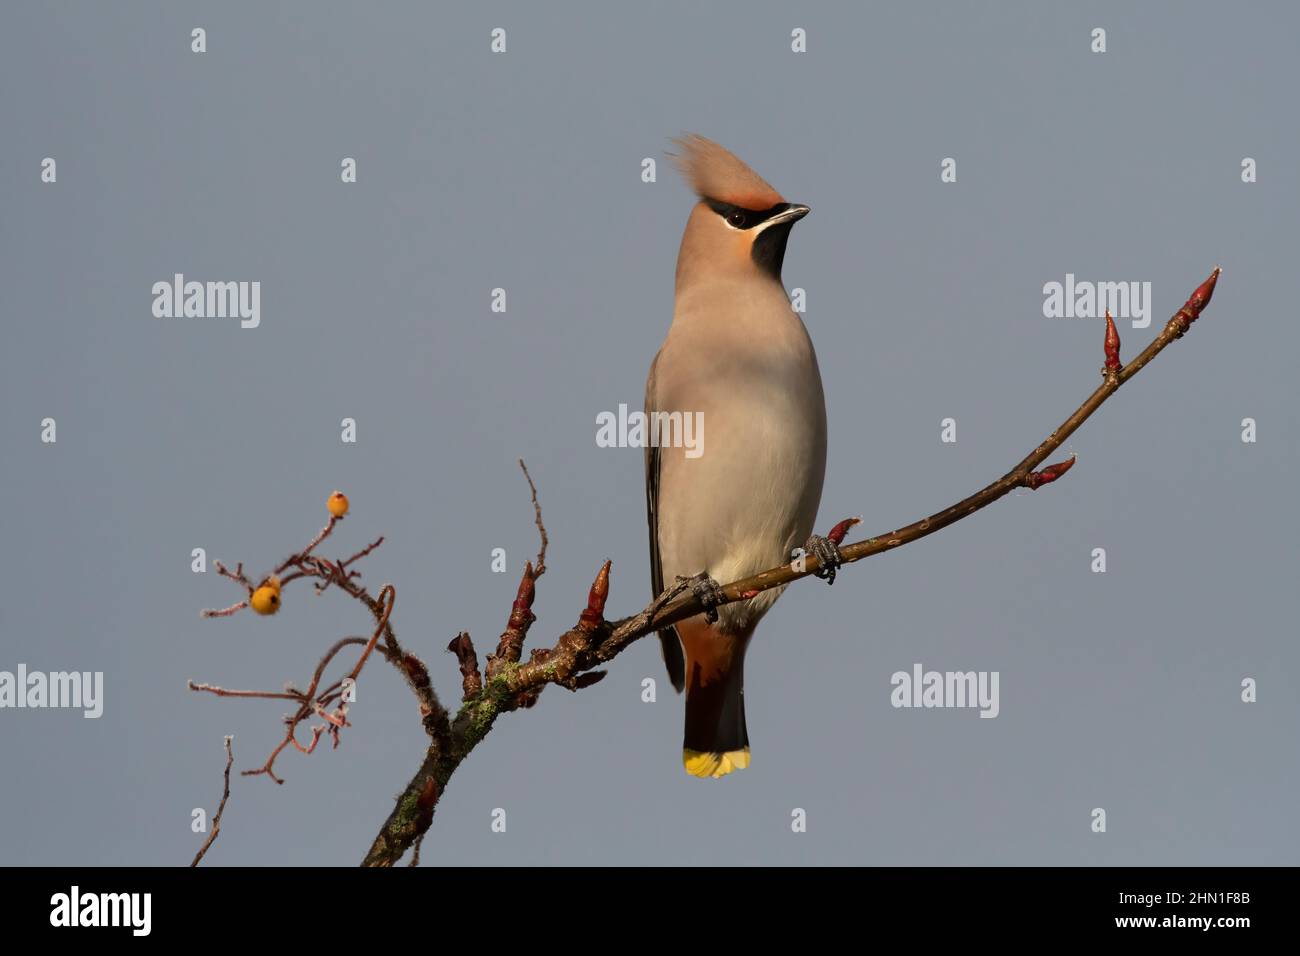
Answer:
top-left (669, 134), bottom-right (784, 210)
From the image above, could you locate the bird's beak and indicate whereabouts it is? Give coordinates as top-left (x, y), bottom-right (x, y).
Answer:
top-left (765, 202), bottom-right (810, 227)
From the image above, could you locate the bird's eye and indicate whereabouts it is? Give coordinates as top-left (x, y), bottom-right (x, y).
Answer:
top-left (727, 210), bottom-right (746, 228)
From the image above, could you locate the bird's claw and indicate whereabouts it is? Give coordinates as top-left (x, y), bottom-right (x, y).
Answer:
top-left (678, 572), bottom-right (727, 624)
top-left (803, 534), bottom-right (843, 585)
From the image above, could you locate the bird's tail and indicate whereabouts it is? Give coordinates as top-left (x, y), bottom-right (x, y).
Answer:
top-left (677, 618), bottom-right (751, 779)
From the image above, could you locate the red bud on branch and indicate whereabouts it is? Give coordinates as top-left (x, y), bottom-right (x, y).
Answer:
top-left (827, 516), bottom-right (862, 547)
top-left (488, 561), bottom-right (541, 678)
top-left (508, 561), bottom-right (537, 631)
top-left (1104, 311), bottom-right (1122, 370)
top-left (1173, 266), bottom-right (1221, 331)
top-left (578, 560), bottom-right (611, 631)
top-left (1025, 456), bottom-right (1076, 490)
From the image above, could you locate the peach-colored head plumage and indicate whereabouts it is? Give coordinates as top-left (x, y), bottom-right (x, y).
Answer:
top-left (669, 134), bottom-right (784, 210)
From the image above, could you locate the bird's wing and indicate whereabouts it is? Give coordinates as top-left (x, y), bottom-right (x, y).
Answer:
top-left (645, 351), bottom-right (686, 693)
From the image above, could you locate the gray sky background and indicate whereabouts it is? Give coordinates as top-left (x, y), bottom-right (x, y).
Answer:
top-left (1, 1), bottom-right (1296, 866)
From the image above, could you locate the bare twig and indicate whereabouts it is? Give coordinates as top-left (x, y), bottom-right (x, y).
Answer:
top-left (191, 598), bottom-right (394, 784)
top-left (191, 736), bottom-right (234, 867)
top-left (213, 561), bottom-right (253, 591)
top-left (519, 458), bottom-right (548, 577)
top-left (241, 596), bottom-right (392, 784)
top-left (200, 600), bottom-right (248, 619)
top-left (187, 683), bottom-right (302, 702)
top-left (281, 515), bottom-right (342, 570)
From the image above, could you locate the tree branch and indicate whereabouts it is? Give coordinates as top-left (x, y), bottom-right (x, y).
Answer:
top-left (192, 269), bottom-right (1219, 867)
top-left (359, 267), bottom-right (1219, 865)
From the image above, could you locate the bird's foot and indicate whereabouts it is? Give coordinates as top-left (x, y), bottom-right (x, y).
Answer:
top-left (803, 534), bottom-right (844, 585)
top-left (677, 572), bottom-right (727, 624)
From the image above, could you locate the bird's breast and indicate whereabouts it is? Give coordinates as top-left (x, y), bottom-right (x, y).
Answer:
top-left (652, 283), bottom-right (828, 615)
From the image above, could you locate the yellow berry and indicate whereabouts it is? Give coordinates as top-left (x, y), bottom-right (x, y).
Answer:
top-left (327, 491), bottom-right (350, 517)
top-left (251, 585), bottom-right (281, 615)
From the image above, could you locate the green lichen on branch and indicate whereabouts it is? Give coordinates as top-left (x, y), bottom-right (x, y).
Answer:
top-left (360, 571), bottom-right (617, 867)
top-left (453, 680), bottom-right (510, 749)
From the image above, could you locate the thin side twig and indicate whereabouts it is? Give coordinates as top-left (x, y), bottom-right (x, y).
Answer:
top-left (191, 735), bottom-right (234, 867)
top-left (519, 458), bottom-right (548, 577)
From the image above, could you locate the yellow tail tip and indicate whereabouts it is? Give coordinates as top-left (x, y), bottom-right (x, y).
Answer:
top-left (683, 747), bottom-right (751, 779)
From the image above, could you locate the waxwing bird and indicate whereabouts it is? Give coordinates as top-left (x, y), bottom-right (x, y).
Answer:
top-left (645, 134), bottom-right (835, 779)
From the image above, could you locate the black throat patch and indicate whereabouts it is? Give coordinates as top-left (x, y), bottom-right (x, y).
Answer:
top-left (751, 220), bottom-right (795, 280)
